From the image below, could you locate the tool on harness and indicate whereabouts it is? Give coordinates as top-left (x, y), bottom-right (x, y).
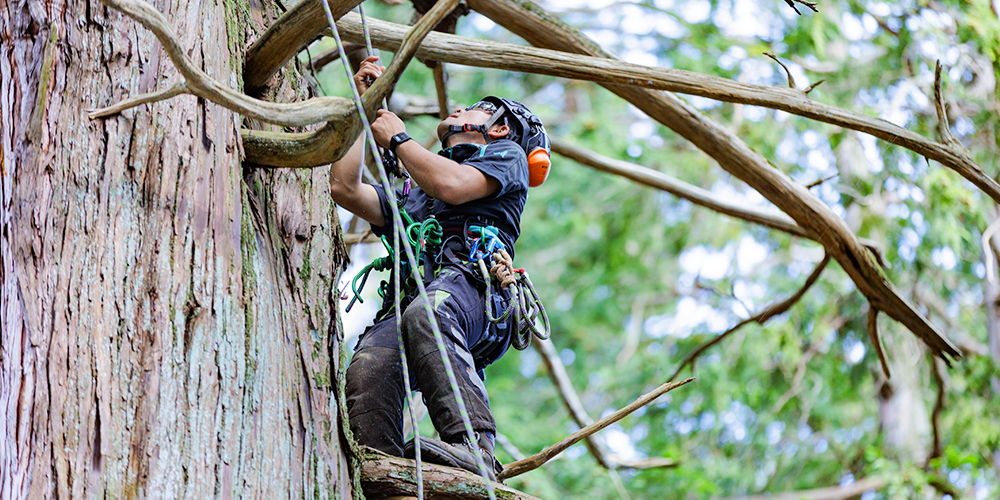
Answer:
top-left (468, 225), bottom-right (551, 350)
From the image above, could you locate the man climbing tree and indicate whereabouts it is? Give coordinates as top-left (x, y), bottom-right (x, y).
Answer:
top-left (330, 56), bottom-right (551, 482)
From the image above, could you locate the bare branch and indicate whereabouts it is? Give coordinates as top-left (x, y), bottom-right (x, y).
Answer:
top-left (344, 231), bottom-right (380, 245)
top-left (781, 0), bottom-right (819, 15)
top-left (98, 0), bottom-right (357, 128)
top-left (933, 61), bottom-right (961, 149)
top-left (867, 308), bottom-right (892, 379)
top-left (715, 477), bottom-right (886, 500)
top-left (551, 138), bottom-right (811, 239)
top-left (468, 0), bottom-right (962, 363)
top-left (433, 64), bottom-right (450, 120)
top-left (802, 79), bottom-right (825, 94)
top-left (242, 0), bottom-right (459, 168)
top-left (337, 11), bottom-right (999, 205)
top-left (88, 80), bottom-right (187, 118)
top-left (669, 254), bottom-right (831, 383)
top-left (804, 174), bottom-right (837, 189)
top-left (533, 337), bottom-right (678, 471)
top-left (498, 378), bottom-right (694, 481)
top-left (926, 356), bottom-right (946, 465)
top-left (533, 337), bottom-right (611, 469)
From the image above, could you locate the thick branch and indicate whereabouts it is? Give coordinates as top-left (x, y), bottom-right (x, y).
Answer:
top-left (498, 378), bottom-right (694, 481)
top-left (358, 451), bottom-right (542, 500)
top-left (99, 0), bottom-right (358, 128)
top-left (335, 12), bottom-right (999, 205)
top-left (242, 0), bottom-right (459, 167)
top-left (551, 137), bottom-right (811, 239)
top-left (469, 0), bottom-right (961, 363)
top-left (669, 254), bottom-right (831, 383)
top-left (244, 0), bottom-right (362, 93)
top-left (716, 477), bottom-right (886, 500)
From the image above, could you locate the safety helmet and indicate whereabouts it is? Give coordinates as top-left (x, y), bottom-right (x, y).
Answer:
top-left (441, 96), bottom-right (552, 187)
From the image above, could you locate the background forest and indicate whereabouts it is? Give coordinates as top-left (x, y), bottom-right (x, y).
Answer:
top-left (327, 0), bottom-right (1000, 498)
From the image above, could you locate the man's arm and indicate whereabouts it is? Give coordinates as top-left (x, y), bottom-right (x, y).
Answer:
top-left (328, 134), bottom-right (385, 227)
top-left (329, 55), bottom-right (386, 227)
top-left (370, 110), bottom-right (500, 206)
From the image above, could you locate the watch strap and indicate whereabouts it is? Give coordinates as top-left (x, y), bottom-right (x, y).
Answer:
top-left (389, 132), bottom-right (412, 155)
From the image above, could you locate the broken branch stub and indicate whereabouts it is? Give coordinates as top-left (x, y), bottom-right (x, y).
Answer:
top-left (468, 0), bottom-right (960, 362)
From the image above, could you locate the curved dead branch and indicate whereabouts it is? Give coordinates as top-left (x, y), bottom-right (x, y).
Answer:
top-left (335, 12), bottom-right (999, 205)
top-left (243, 0), bottom-right (460, 167)
top-left (668, 254), bottom-right (831, 383)
top-left (93, 0), bottom-right (358, 128)
top-left (552, 138), bottom-right (894, 265)
top-left (498, 378), bottom-right (693, 481)
top-left (244, 0), bottom-right (362, 93)
top-left (469, 0), bottom-right (961, 363)
top-left (552, 137), bottom-right (811, 238)
top-left (867, 308), bottom-right (892, 378)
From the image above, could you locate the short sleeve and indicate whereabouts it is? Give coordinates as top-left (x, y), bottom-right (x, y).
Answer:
top-left (460, 140), bottom-right (529, 197)
top-left (368, 184), bottom-right (395, 238)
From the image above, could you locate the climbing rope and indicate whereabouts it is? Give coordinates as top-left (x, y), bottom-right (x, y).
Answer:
top-left (321, 1), bottom-right (498, 495)
top-left (468, 225), bottom-right (551, 350)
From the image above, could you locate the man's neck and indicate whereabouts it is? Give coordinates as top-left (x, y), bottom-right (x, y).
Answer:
top-left (442, 132), bottom-right (487, 149)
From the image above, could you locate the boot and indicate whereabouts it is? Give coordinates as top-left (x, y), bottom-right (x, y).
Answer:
top-left (404, 433), bottom-right (503, 482)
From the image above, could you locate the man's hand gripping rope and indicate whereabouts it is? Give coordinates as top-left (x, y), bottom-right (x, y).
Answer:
top-left (470, 226), bottom-right (551, 350)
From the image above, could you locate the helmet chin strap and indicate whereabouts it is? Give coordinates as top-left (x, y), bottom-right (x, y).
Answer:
top-left (440, 108), bottom-right (507, 147)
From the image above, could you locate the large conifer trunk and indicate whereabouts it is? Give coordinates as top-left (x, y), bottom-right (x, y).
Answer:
top-left (1, 0), bottom-right (352, 498)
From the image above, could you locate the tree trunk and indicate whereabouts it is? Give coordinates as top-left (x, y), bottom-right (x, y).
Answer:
top-left (1, 0), bottom-right (352, 498)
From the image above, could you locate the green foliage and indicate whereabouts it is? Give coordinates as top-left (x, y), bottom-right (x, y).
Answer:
top-left (327, 0), bottom-right (1000, 497)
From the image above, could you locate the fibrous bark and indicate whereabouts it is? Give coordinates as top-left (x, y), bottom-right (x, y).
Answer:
top-left (1, 0), bottom-right (350, 498)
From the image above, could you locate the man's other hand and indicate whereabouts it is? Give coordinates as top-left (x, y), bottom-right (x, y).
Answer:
top-left (371, 109), bottom-right (406, 148)
top-left (354, 55), bottom-right (385, 95)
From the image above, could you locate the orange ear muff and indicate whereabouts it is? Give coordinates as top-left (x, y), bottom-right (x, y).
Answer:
top-left (527, 148), bottom-right (551, 187)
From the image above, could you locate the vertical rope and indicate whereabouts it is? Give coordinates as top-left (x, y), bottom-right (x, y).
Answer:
top-left (320, 1), bottom-right (497, 495)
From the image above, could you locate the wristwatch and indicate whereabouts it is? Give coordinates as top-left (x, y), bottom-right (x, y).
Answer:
top-left (389, 132), bottom-right (412, 155)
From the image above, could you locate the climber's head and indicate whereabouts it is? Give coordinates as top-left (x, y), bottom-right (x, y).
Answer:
top-left (437, 102), bottom-right (510, 148)
top-left (438, 97), bottom-right (553, 187)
